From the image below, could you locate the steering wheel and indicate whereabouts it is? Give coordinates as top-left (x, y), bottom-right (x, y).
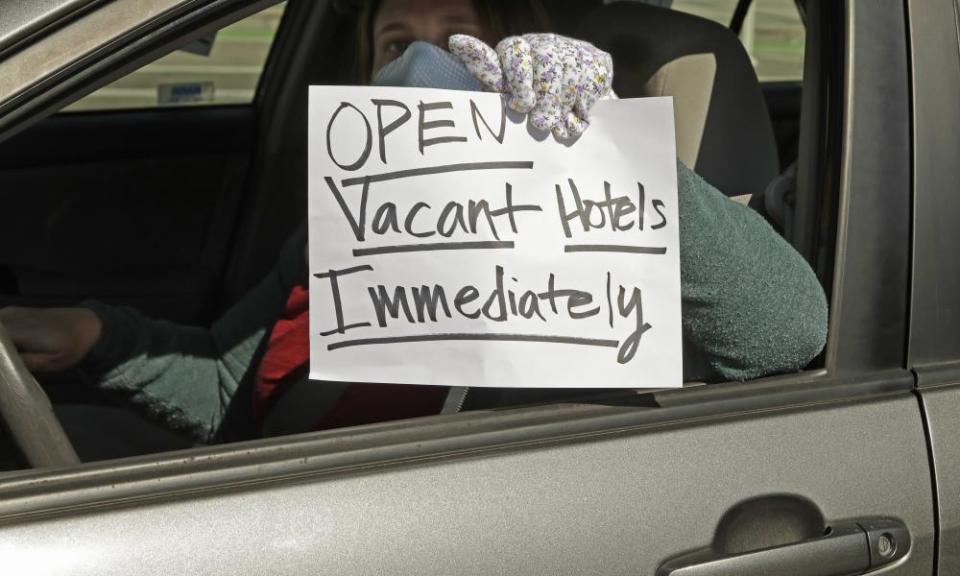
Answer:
top-left (0, 321), bottom-right (79, 468)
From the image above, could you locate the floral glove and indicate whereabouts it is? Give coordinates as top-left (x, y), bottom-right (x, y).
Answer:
top-left (449, 33), bottom-right (616, 139)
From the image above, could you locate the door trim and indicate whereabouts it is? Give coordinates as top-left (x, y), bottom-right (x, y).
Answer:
top-left (907, 0), bottom-right (960, 370)
top-left (0, 368), bottom-right (913, 524)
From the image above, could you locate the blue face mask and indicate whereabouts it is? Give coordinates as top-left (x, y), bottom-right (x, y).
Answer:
top-left (372, 41), bottom-right (482, 91)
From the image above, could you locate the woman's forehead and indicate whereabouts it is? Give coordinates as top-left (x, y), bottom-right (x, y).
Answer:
top-left (375, 0), bottom-right (483, 29)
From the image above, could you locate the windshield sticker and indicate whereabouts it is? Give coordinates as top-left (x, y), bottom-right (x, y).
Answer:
top-left (158, 82), bottom-right (215, 105)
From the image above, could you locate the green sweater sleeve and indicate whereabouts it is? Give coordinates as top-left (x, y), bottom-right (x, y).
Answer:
top-left (676, 161), bottom-right (828, 381)
top-left (79, 232), bottom-right (305, 443)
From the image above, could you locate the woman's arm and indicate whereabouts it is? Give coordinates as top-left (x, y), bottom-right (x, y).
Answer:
top-left (78, 231), bottom-right (305, 443)
top-left (677, 162), bottom-right (828, 381)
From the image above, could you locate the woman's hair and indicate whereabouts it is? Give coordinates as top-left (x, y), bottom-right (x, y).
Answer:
top-left (357, 0), bottom-right (551, 82)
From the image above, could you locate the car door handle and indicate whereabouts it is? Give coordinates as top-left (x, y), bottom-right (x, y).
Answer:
top-left (657, 517), bottom-right (910, 576)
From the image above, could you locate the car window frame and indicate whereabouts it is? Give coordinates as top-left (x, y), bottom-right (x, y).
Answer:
top-left (0, 0), bottom-right (917, 507)
top-left (0, 0), bottom-right (285, 144)
top-left (811, 0), bottom-right (912, 374)
top-left (907, 0), bottom-right (960, 375)
top-left (0, 0), bottom-right (104, 60)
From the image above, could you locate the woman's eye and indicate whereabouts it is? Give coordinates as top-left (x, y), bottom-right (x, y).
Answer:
top-left (386, 41), bottom-right (410, 55)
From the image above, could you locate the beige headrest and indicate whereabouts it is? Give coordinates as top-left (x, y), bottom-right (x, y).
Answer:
top-left (578, 2), bottom-right (780, 198)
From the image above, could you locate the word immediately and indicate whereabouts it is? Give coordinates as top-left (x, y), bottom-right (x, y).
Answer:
top-left (315, 264), bottom-right (651, 364)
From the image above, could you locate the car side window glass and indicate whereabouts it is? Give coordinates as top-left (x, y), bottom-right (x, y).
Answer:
top-left (62, 3), bottom-right (287, 113)
top-left (640, 0), bottom-right (806, 82)
top-left (0, 0), bottom-right (832, 476)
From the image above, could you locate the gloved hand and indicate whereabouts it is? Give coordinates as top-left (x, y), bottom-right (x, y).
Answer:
top-left (449, 33), bottom-right (616, 139)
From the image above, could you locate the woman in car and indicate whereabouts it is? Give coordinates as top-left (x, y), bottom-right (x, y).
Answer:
top-left (0, 0), bottom-right (828, 444)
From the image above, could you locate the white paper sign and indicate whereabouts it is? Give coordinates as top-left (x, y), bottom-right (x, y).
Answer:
top-left (308, 86), bottom-right (681, 389)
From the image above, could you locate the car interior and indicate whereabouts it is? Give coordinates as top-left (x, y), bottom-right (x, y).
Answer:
top-left (0, 0), bottom-right (826, 467)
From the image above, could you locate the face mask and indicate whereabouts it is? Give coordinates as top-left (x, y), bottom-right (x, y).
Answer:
top-left (372, 41), bottom-right (481, 91)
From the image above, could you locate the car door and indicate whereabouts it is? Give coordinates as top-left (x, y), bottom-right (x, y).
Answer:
top-left (0, 1), bottom-right (936, 575)
top-left (906, 0), bottom-right (960, 574)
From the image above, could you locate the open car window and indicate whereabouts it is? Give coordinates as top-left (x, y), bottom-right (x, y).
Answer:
top-left (62, 3), bottom-right (287, 112)
top-left (0, 0), bottom-right (832, 473)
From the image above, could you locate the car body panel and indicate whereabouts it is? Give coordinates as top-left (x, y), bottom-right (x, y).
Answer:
top-left (0, 394), bottom-right (936, 575)
top-left (918, 387), bottom-right (960, 576)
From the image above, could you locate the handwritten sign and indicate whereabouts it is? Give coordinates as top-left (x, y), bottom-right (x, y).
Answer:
top-left (308, 86), bottom-right (681, 389)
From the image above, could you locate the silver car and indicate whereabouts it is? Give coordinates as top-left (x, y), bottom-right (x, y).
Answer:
top-left (0, 0), bottom-right (956, 574)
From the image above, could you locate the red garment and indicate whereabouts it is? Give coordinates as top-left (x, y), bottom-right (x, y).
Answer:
top-left (252, 284), bottom-right (311, 420)
top-left (253, 285), bottom-right (447, 430)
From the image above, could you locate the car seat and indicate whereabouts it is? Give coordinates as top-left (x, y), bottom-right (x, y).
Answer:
top-left (577, 2), bottom-right (781, 204)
